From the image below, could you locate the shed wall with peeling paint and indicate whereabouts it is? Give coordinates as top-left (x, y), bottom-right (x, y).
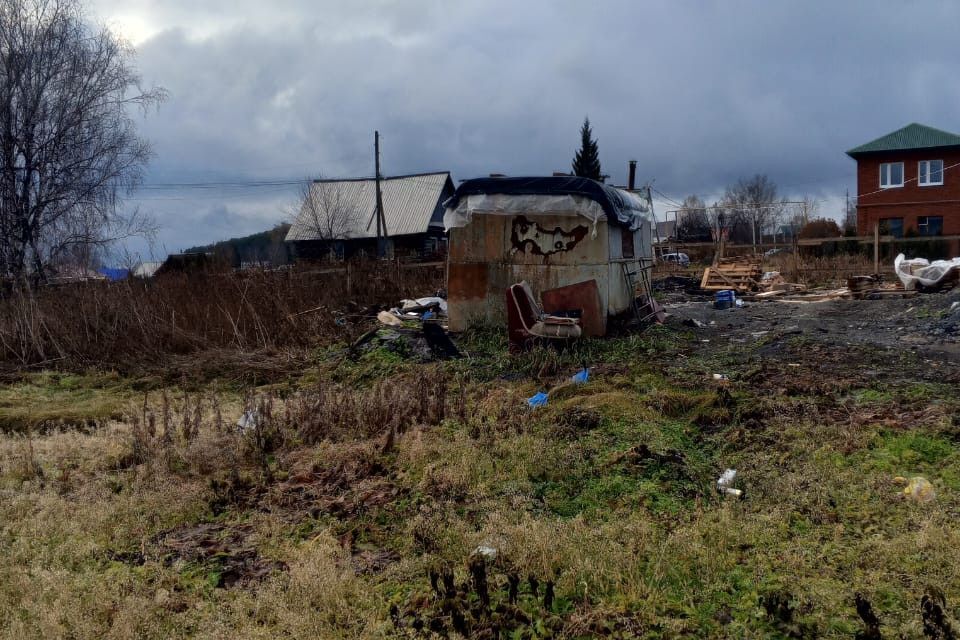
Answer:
top-left (447, 212), bottom-right (646, 332)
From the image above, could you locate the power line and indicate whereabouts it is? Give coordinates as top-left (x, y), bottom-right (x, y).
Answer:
top-left (852, 158), bottom-right (960, 201)
top-left (128, 173), bottom-right (447, 211)
top-left (130, 185), bottom-right (299, 201)
top-left (137, 178), bottom-right (308, 190)
top-left (662, 201), bottom-right (823, 214)
top-left (649, 158), bottom-right (960, 213)
top-left (650, 186), bottom-right (684, 208)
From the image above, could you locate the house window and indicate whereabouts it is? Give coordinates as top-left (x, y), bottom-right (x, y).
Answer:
top-left (879, 217), bottom-right (904, 238)
top-left (918, 160), bottom-right (944, 186)
top-left (423, 236), bottom-right (449, 256)
top-left (879, 162), bottom-right (904, 188)
top-left (918, 215), bottom-right (943, 236)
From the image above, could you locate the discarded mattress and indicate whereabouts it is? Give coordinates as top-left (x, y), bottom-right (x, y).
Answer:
top-left (894, 253), bottom-right (960, 290)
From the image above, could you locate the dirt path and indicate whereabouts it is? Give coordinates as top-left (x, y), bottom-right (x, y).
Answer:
top-left (664, 288), bottom-right (960, 363)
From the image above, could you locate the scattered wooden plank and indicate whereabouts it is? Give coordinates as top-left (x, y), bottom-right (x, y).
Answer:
top-left (700, 268), bottom-right (712, 290)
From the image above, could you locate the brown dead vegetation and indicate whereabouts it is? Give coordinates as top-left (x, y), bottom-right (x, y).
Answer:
top-left (108, 369), bottom-right (458, 589)
top-left (0, 262), bottom-right (443, 374)
top-left (153, 522), bottom-right (286, 589)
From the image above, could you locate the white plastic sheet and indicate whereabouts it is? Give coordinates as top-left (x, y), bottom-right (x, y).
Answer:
top-left (400, 297), bottom-right (448, 314)
top-left (443, 192), bottom-right (651, 232)
top-left (894, 253), bottom-right (960, 290)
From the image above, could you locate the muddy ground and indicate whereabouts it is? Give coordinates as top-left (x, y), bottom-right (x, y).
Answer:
top-left (661, 284), bottom-right (960, 364)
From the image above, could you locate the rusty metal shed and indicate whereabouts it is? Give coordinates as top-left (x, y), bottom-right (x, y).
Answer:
top-left (443, 176), bottom-right (653, 333)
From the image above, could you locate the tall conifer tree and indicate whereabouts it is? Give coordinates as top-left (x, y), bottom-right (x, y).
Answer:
top-left (571, 117), bottom-right (602, 181)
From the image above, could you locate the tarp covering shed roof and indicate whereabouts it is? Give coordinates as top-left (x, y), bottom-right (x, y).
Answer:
top-left (443, 176), bottom-right (652, 231)
top-left (285, 172), bottom-right (453, 242)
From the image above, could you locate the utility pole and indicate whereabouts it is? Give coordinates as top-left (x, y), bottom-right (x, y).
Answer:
top-left (374, 131), bottom-right (387, 258)
top-left (845, 188), bottom-right (850, 231)
top-left (644, 183), bottom-right (661, 244)
top-left (873, 220), bottom-right (879, 276)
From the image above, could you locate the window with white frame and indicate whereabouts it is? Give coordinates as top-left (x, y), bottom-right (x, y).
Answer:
top-left (918, 215), bottom-right (944, 236)
top-left (879, 162), bottom-right (904, 188)
top-left (918, 160), bottom-right (944, 186)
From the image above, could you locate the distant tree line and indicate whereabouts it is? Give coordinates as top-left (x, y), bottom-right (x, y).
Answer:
top-left (184, 223), bottom-right (291, 267)
top-left (673, 175), bottom-right (854, 244)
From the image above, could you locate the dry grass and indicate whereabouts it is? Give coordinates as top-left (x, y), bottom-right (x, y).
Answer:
top-left (0, 262), bottom-right (443, 374)
top-left (766, 252), bottom-right (888, 287)
top-left (0, 324), bottom-right (958, 637)
top-left (0, 371), bottom-right (134, 433)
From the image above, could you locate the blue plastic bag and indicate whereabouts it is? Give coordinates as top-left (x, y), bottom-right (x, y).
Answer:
top-left (527, 392), bottom-right (549, 408)
top-left (571, 368), bottom-right (589, 384)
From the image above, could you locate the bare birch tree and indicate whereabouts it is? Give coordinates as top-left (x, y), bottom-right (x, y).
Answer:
top-left (675, 194), bottom-right (711, 241)
top-left (721, 174), bottom-right (784, 246)
top-left (296, 180), bottom-right (362, 242)
top-left (0, 0), bottom-right (164, 283)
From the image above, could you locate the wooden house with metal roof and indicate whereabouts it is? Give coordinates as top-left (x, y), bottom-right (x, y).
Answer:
top-left (285, 171), bottom-right (455, 260)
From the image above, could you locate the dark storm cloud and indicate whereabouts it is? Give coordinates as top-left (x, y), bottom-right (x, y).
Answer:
top-left (91, 0), bottom-right (960, 251)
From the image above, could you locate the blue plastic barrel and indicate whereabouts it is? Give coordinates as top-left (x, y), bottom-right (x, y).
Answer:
top-left (714, 290), bottom-right (735, 310)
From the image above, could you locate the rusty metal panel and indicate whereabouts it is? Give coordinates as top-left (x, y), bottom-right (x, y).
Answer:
top-left (447, 262), bottom-right (489, 331)
top-left (542, 279), bottom-right (605, 336)
top-left (449, 215), bottom-right (506, 262)
top-left (448, 262), bottom-right (489, 301)
top-left (448, 226), bottom-right (469, 261)
top-left (448, 212), bottom-right (631, 329)
top-left (504, 214), bottom-right (603, 266)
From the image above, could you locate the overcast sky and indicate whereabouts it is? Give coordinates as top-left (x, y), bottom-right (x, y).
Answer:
top-left (87, 0), bottom-right (960, 257)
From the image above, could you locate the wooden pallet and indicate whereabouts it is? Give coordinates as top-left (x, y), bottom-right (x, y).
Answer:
top-left (700, 257), bottom-right (763, 292)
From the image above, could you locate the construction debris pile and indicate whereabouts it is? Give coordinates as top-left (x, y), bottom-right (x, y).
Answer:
top-left (746, 275), bottom-right (914, 302)
top-left (697, 253), bottom-right (960, 304)
top-left (700, 257), bottom-right (764, 293)
top-left (350, 292), bottom-right (461, 361)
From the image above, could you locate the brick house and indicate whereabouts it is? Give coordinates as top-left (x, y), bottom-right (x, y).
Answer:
top-left (848, 123), bottom-right (960, 240)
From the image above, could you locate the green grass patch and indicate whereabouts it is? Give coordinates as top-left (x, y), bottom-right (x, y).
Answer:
top-left (0, 370), bottom-right (133, 432)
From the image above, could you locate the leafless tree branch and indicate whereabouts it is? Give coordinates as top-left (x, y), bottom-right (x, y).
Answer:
top-left (0, 0), bottom-right (165, 283)
top-left (294, 179), bottom-right (362, 243)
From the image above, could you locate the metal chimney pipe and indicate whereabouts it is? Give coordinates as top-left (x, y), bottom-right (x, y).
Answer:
top-left (628, 160), bottom-right (637, 190)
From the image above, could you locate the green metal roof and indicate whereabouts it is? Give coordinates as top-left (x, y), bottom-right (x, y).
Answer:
top-left (847, 123), bottom-right (960, 156)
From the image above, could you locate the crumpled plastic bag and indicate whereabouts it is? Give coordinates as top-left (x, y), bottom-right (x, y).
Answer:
top-left (377, 310), bottom-right (402, 327)
top-left (894, 253), bottom-right (960, 290)
top-left (717, 468), bottom-right (742, 498)
top-left (400, 297), bottom-right (448, 314)
top-left (527, 392), bottom-right (548, 408)
top-left (896, 475), bottom-right (936, 503)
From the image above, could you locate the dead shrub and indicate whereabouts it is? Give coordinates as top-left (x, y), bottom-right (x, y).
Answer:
top-left (0, 261), bottom-right (443, 373)
top-left (290, 369), bottom-right (451, 444)
top-left (768, 253), bottom-right (881, 287)
top-left (552, 407), bottom-right (602, 438)
top-left (10, 435), bottom-right (44, 484)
